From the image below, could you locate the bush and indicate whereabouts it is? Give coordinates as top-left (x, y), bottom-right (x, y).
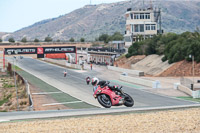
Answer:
top-left (80, 38), bottom-right (85, 42)
top-left (126, 31), bottom-right (200, 63)
top-left (34, 38), bottom-right (39, 42)
top-left (8, 37), bottom-right (15, 43)
top-left (44, 36), bottom-right (53, 42)
top-left (21, 37), bottom-right (27, 43)
top-left (69, 37), bottom-right (75, 42)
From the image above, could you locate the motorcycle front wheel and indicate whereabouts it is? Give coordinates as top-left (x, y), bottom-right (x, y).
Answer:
top-left (97, 94), bottom-right (112, 108)
top-left (124, 93), bottom-right (134, 107)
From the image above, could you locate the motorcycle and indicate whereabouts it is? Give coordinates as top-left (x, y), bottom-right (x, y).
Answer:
top-left (86, 77), bottom-right (91, 85)
top-left (93, 81), bottom-right (134, 108)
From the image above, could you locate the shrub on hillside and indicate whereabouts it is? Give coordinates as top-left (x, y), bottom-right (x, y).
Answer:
top-left (126, 30), bottom-right (200, 63)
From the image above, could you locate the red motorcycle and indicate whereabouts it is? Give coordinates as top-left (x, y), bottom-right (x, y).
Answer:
top-left (93, 81), bottom-right (134, 108)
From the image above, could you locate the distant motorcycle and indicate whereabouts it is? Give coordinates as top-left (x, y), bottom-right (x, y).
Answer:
top-left (93, 81), bottom-right (134, 108)
top-left (63, 70), bottom-right (67, 77)
top-left (86, 77), bottom-right (91, 85)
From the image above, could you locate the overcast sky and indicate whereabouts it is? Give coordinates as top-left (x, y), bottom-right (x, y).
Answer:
top-left (0, 0), bottom-right (128, 32)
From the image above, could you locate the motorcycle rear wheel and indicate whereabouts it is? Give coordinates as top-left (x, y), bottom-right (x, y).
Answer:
top-left (124, 93), bottom-right (134, 107)
top-left (97, 94), bottom-right (112, 108)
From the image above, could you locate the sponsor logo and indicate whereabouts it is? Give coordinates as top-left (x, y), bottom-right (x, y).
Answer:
top-left (37, 47), bottom-right (44, 54)
top-left (5, 48), bottom-right (37, 55)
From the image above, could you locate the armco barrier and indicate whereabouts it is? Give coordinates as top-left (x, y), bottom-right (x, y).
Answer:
top-left (120, 75), bottom-right (161, 88)
top-left (25, 79), bottom-right (33, 111)
top-left (107, 66), bottom-right (144, 76)
top-left (16, 73), bottom-right (33, 111)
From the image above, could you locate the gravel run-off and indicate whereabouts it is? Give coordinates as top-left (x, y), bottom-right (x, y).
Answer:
top-left (0, 108), bottom-right (200, 133)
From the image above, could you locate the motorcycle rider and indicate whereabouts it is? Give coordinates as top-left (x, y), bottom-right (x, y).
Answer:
top-left (91, 77), bottom-right (122, 94)
top-left (63, 70), bottom-right (67, 77)
top-left (86, 76), bottom-right (91, 85)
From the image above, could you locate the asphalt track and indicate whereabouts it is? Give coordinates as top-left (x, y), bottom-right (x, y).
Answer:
top-left (1, 57), bottom-right (199, 121)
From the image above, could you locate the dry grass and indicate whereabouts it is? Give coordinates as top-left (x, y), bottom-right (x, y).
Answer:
top-left (0, 74), bottom-right (29, 112)
top-left (0, 108), bottom-right (200, 133)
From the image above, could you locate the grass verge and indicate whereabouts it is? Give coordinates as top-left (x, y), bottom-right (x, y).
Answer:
top-left (17, 70), bottom-right (96, 109)
top-left (177, 96), bottom-right (200, 103)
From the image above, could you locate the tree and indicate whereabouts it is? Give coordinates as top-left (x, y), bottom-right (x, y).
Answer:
top-left (80, 38), bottom-right (85, 42)
top-left (8, 37), bottom-right (15, 43)
top-left (44, 36), bottom-right (53, 42)
top-left (111, 32), bottom-right (124, 41)
top-left (99, 34), bottom-right (110, 43)
top-left (21, 37), bottom-right (27, 43)
top-left (69, 37), bottom-right (75, 42)
top-left (0, 38), bottom-right (2, 42)
top-left (34, 38), bottom-right (39, 42)
top-left (56, 39), bottom-right (60, 42)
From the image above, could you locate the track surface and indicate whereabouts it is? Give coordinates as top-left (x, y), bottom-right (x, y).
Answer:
top-left (1, 57), bottom-right (198, 121)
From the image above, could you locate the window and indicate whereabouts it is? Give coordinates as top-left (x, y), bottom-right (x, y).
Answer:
top-left (140, 13), bottom-right (144, 19)
top-left (134, 13), bottom-right (140, 19)
top-left (124, 36), bottom-right (131, 42)
top-left (134, 24), bottom-right (144, 32)
top-left (140, 24), bottom-right (144, 32)
top-left (145, 13), bottom-right (150, 19)
top-left (146, 24), bottom-right (150, 30)
top-left (151, 24), bottom-right (156, 30)
top-left (135, 25), bottom-right (139, 32)
top-left (131, 24), bottom-right (134, 32)
top-left (131, 13), bottom-right (133, 19)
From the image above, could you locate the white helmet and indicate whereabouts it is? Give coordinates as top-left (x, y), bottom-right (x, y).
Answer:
top-left (91, 77), bottom-right (99, 86)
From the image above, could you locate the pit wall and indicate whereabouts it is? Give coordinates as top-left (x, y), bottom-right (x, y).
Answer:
top-left (107, 66), bottom-right (144, 76)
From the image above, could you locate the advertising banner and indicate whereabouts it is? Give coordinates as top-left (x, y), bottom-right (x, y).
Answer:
top-left (4, 46), bottom-right (76, 55)
top-left (4, 48), bottom-right (37, 55)
top-left (43, 46), bottom-right (76, 54)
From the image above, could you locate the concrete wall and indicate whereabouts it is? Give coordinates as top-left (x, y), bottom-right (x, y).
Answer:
top-left (120, 75), bottom-right (161, 88)
top-left (177, 84), bottom-right (192, 96)
top-left (44, 58), bottom-right (82, 69)
top-left (107, 66), bottom-right (144, 76)
top-left (66, 62), bottom-right (82, 69)
top-left (176, 84), bottom-right (200, 98)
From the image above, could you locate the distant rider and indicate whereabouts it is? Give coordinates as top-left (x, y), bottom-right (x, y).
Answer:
top-left (63, 70), bottom-right (67, 77)
top-left (86, 76), bottom-right (91, 85)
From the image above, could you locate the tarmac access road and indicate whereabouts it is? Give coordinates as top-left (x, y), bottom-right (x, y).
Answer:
top-left (2, 57), bottom-right (199, 121)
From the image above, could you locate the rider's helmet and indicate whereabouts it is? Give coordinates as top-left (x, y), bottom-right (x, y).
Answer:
top-left (91, 77), bottom-right (99, 86)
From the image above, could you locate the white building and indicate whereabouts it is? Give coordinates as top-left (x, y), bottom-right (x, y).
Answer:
top-left (124, 8), bottom-right (162, 47)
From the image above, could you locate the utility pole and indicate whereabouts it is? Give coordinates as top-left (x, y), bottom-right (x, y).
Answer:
top-left (189, 54), bottom-right (195, 90)
top-left (192, 55), bottom-right (194, 87)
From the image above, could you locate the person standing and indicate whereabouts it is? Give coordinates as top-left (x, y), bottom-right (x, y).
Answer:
top-left (90, 63), bottom-right (92, 70)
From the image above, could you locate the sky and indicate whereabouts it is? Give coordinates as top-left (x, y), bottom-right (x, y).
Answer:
top-left (0, 0), bottom-right (128, 33)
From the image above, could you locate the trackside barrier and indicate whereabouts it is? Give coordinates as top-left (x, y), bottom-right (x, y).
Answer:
top-left (107, 66), bottom-right (144, 76)
top-left (120, 75), bottom-right (161, 88)
top-left (65, 62), bottom-right (82, 70)
top-left (44, 58), bottom-right (82, 69)
top-left (25, 79), bottom-right (33, 111)
top-left (176, 84), bottom-right (200, 98)
top-left (16, 72), bottom-right (33, 111)
top-left (19, 75), bottom-right (33, 111)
